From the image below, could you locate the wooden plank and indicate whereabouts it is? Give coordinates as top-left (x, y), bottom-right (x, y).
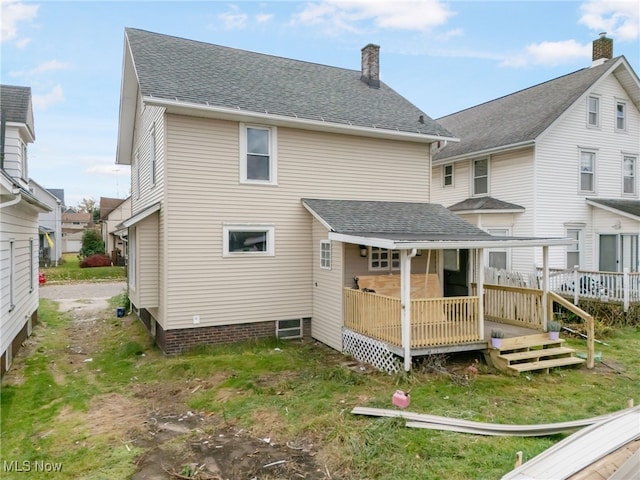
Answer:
top-left (499, 347), bottom-right (576, 363)
top-left (507, 356), bottom-right (585, 373)
top-left (356, 274), bottom-right (442, 299)
top-left (499, 334), bottom-right (565, 350)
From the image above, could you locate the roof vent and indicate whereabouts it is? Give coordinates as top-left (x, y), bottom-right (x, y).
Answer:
top-left (361, 44), bottom-right (380, 88)
top-left (419, 115), bottom-right (425, 124)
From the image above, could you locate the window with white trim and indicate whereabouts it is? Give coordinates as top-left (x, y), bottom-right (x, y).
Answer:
top-left (587, 96), bottom-right (599, 127)
top-left (240, 124), bottom-right (277, 184)
top-left (276, 319), bottom-right (302, 339)
top-left (369, 247), bottom-right (400, 271)
top-left (320, 240), bottom-right (331, 269)
top-left (487, 229), bottom-right (508, 270)
top-left (473, 158), bottom-right (488, 195)
top-left (566, 228), bottom-right (581, 268)
top-left (443, 164), bottom-right (454, 187)
top-left (616, 101), bottom-right (626, 131)
top-left (623, 155), bottom-right (636, 195)
top-left (580, 150), bottom-right (596, 193)
top-left (224, 225), bottom-right (275, 256)
top-left (20, 141), bottom-right (28, 181)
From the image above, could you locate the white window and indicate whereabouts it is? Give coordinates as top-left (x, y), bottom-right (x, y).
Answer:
top-left (369, 247), bottom-right (400, 271)
top-left (623, 155), bottom-right (636, 195)
top-left (150, 124), bottom-right (157, 186)
top-left (580, 150), bottom-right (596, 193)
top-left (473, 158), bottom-right (488, 195)
top-left (20, 141), bottom-right (28, 181)
top-left (9, 240), bottom-right (15, 311)
top-left (566, 229), bottom-right (581, 268)
top-left (616, 101), bottom-right (626, 131)
top-left (240, 124), bottom-right (277, 184)
top-left (320, 240), bottom-right (331, 269)
top-left (276, 319), bottom-right (302, 339)
top-left (587, 96), bottom-right (599, 127)
top-left (443, 164), bottom-right (454, 187)
top-left (487, 229), bottom-right (508, 270)
top-left (224, 225), bottom-right (275, 256)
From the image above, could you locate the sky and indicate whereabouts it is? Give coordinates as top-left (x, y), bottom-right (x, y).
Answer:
top-left (1, 0), bottom-right (639, 209)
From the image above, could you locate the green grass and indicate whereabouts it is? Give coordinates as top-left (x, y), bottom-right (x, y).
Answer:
top-left (42, 253), bottom-right (126, 283)
top-left (2, 296), bottom-right (639, 479)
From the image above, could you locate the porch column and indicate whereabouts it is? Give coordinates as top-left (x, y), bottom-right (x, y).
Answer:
top-left (477, 248), bottom-right (485, 339)
top-left (542, 246), bottom-right (549, 330)
top-left (401, 249), bottom-right (416, 372)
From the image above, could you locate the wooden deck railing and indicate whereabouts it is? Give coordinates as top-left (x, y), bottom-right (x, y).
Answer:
top-left (472, 283), bottom-right (544, 330)
top-left (548, 291), bottom-right (595, 369)
top-left (343, 288), bottom-right (480, 348)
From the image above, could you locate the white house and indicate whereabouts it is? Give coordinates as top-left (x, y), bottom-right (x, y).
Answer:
top-left (1, 85), bottom-right (51, 376)
top-left (29, 179), bottom-right (63, 267)
top-left (431, 35), bottom-right (640, 280)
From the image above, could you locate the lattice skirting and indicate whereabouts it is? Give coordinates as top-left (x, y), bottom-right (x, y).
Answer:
top-left (343, 328), bottom-right (401, 374)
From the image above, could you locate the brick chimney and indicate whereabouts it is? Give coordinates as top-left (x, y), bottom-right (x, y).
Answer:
top-left (361, 44), bottom-right (380, 88)
top-left (592, 32), bottom-right (613, 67)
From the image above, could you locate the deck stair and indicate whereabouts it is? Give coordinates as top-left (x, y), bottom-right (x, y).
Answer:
top-left (488, 333), bottom-right (585, 375)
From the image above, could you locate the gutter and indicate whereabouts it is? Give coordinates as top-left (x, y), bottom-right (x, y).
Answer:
top-left (432, 139), bottom-right (534, 165)
top-left (0, 192), bottom-right (22, 209)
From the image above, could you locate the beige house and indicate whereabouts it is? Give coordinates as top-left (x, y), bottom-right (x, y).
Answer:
top-left (116, 29), bottom-right (570, 371)
top-left (1, 85), bottom-right (51, 376)
top-left (100, 196), bottom-right (130, 265)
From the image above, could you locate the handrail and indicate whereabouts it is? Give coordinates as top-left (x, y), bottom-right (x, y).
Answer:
top-left (548, 291), bottom-right (594, 369)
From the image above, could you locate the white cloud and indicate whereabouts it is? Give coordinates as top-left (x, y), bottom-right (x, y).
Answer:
top-left (291, 0), bottom-right (454, 33)
top-left (256, 13), bottom-right (273, 24)
top-left (218, 6), bottom-right (248, 30)
top-left (0, 0), bottom-right (39, 43)
top-left (33, 84), bottom-right (64, 109)
top-left (501, 40), bottom-right (591, 67)
top-left (579, 0), bottom-right (639, 41)
top-left (10, 59), bottom-right (72, 78)
top-left (437, 28), bottom-right (463, 41)
top-left (85, 164), bottom-right (127, 176)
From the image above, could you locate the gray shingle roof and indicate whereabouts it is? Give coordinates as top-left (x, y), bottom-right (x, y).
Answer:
top-left (433, 58), bottom-right (624, 161)
top-left (0, 84), bottom-right (34, 138)
top-left (587, 198), bottom-right (640, 219)
top-left (302, 198), bottom-right (494, 240)
top-left (448, 196), bottom-right (525, 212)
top-left (125, 28), bottom-right (454, 139)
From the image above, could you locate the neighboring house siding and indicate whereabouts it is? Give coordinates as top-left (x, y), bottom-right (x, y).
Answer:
top-left (162, 114), bottom-right (432, 331)
top-left (535, 73), bottom-right (640, 269)
top-left (0, 203), bottom-right (39, 363)
top-left (311, 219), bottom-right (343, 351)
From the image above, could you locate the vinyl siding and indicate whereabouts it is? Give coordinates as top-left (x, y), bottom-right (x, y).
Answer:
top-left (535, 72), bottom-right (640, 270)
top-left (311, 219), bottom-right (343, 351)
top-left (162, 114), bottom-right (432, 330)
top-left (137, 213), bottom-right (160, 308)
top-left (2, 125), bottom-right (27, 184)
top-left (0, 202), bottom-right (39, 355)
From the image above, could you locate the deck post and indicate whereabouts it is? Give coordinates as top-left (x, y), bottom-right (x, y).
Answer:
top-left (542, 246), bottom-right (549, 329)
top-left (477, 248), bottom-right (485, 339)
top-left (623, 268), bottom-right (630, 312)
top-left (401, 249), bottom-right (417, 372)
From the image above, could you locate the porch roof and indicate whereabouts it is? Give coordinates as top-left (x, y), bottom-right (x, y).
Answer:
top-left (586, 198), bottom-right (640, 222)
top-left (302, 198), bottom-right (572, 249)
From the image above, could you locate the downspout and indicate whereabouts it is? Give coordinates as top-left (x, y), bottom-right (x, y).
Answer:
top-left (401, 248), bottom-right (418, 372)
top-left (0, 192), bottom-right (22, 209)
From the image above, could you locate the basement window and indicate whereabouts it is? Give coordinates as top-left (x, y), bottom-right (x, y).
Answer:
top-left (276, 319), bottom-right (302, 339)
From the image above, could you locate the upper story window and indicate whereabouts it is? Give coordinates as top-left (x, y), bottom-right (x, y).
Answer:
top-left (240, 124), bottom-right (277, 185)
top-left (150, 124), bottom-right (157, 186)
top-left (21, 141), bottom-right (28, 180)
top-left (587, 96), bottom-right (600, 128)
top-left (223, 224), bottom-right (275, 256)
top-left (369, 247), bottom-right (400, 271)
top-left (580, 150), bottom-right (596, 193)
top-left (473, 158), bottom-right (488, 196)
top-left (320, 240), bottom-right (331, 269)
top-left (623, 155), bottom-right (637, 195)
top-left (443, 164), bottom-right (454, 187)
top-left (616, 101), bottom-right (627, 131)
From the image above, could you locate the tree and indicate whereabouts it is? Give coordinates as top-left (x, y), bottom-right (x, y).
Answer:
top-left (79, 229), bottom-right (105, 258)
top-left (77, 197), bottom-right (99, 225)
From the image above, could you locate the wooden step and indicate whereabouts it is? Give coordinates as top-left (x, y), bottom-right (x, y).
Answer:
top-left (507, 356), bottom-right (585, 373)
top-left (498, 333), bottom-right (564, 351)
top-left (499, 347), bottom-right (576, 363)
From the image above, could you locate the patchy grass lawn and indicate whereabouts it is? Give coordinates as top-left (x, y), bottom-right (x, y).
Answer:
top-left (42, 253), bottom-right (126, 283)
top-left (1, 295), bottom-right (639, 479)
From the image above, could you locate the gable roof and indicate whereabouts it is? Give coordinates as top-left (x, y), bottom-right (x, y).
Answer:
top-left (433, 56), bottom-right (640, 162)
top-left (117, 29), bottom-right (456, 164)
top-left (0, 84), bottom-right (35, 141)
top-left (586, 198), bottom-right (640, 221)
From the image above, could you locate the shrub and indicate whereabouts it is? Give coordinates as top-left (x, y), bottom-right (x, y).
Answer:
top-left (79, 229), bottom-right (105, 258)
top-left (80, 254), bottom-right (112, 268)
